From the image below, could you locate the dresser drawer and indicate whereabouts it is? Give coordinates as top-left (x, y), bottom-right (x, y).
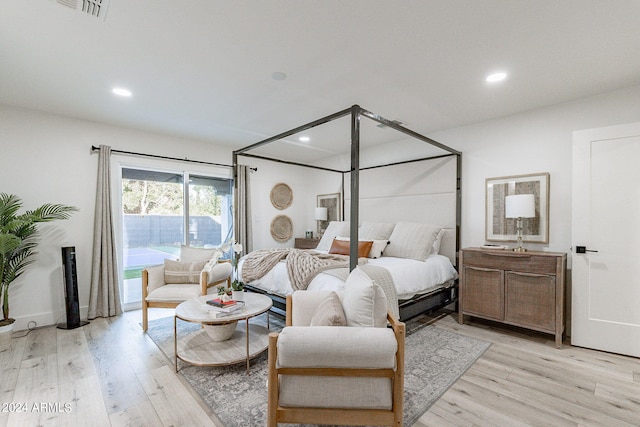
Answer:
top-left (462, 250), bottom-right (558, 275)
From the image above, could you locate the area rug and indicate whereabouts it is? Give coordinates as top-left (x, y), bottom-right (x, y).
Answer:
top-left (146, 313), bottom-right (490, 426)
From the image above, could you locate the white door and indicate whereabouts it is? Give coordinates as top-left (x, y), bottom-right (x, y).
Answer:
top-left (572, 122), bottom-right (640, 357)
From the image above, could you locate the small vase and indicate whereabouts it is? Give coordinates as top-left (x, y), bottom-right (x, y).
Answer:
top-left (232, 290), bottom-right (244, 301)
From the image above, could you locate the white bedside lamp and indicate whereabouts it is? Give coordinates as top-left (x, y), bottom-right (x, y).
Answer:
top-left (314, 207), bottom-right (328, 235)
top-left (505, 194), bottom-right (535, 252)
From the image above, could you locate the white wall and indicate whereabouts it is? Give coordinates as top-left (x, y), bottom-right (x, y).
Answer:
top-left (0, 105), bottom-right (233, 330)
top-left (244, 85), bottom-right (640, 260)
top-left (3, 83), bottom-right (640, 330)
top-left (428, 84), bottom-right (640, 332)
top-left (240, 157), bottom-right (342, 250)
top-left (430, 84), bottom-right (640, 262)
top-left (344, 156), bottom-right (457, 226)
top-left (244, 154), bottom-right (458, 255)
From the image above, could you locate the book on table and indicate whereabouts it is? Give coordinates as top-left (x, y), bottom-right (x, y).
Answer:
top-left (207, 308), bottom-right (241, 318)
top-left (204, 298), bottom-right (245, 314)
top-left (207, 297), bottom-right (240, 308)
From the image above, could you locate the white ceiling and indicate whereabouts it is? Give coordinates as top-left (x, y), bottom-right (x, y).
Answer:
top-left (2, 0), bottom-right (640, 158)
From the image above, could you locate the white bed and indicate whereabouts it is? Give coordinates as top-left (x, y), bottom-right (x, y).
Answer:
top-left (239, 253), bottom-right (456, 300)
top-left (238, 221), bottom-right (459, 315)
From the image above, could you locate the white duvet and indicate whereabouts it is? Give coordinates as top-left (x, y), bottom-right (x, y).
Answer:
top-left (238, 253), bottom-right (458, 300)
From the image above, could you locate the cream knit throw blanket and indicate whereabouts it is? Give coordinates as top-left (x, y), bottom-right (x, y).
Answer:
top-left (241, 249), bottom-right (351, 291)
top-left (240, 248), bottom-right (292, 283)
top-left (359, 264), bottom-right (399, 319)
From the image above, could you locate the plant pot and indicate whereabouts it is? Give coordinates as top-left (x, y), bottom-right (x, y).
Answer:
top-left (232, 290), bottom-right (244, 301)
top-left (0, 322), bottom-right (15, 349)
top-left (204, 321), bottom-right (238, 342)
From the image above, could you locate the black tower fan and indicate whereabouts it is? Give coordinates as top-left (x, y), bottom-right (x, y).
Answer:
top-left (58, 246), bottom-right (89, 329)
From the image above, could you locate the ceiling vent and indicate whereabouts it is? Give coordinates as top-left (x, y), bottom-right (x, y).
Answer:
top-left (56, 0), bottom-right (110, 21)
top-left (57, 0), bottom-right (78, 8)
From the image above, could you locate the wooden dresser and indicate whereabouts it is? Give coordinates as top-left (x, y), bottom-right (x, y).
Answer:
top-left (458, 247), bottom-right (566, 347)
top-left (294, 238), bottom-right (319, 249)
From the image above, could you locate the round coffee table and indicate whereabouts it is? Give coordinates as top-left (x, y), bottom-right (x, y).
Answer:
top-left (174, 292), bottom-right (273, 373)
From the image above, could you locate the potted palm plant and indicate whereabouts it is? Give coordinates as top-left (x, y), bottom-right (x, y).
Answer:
top-left (0, 193), bottom-right (77, 340)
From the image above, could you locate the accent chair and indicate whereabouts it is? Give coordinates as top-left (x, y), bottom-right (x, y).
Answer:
top-left (141, 246), bottom-right (232, 332)
top-left (267, 278), bottom-right (405, 427)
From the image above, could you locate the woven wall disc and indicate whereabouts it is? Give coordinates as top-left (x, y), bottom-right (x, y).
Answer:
top-left (270, 215), bottom-right (293, 242)
top-left (270, 183), bottom-right (293, 210)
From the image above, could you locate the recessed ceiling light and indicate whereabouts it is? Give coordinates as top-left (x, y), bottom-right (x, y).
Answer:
top-left (299, 136), bottom-right (310, 142)
top-left (272, 72), bottom-right (287, 81)
top-left (486, 72), bottom-right (507, 83)
top-left (112, 87), bottom-right (132, 97)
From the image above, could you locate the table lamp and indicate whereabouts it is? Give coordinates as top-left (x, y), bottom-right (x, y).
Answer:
top-left (315, 207), bottom-right (328, 235)
top-left (505, 194), bottom-right (535, 252)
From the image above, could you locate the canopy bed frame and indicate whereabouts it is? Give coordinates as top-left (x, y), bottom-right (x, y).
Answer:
top-left (232, 105), bottom-right (462, 321)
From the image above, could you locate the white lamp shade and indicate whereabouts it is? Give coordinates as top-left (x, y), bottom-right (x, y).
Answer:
top-left (505, 194), bottom-right (535, 218)
top-left (314, 207), bottom-right (328, 221)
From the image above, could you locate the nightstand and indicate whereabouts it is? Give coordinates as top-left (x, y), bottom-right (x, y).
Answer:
top-left (294, 238), bottom-right (319, 249)
top-left (458, 247), bottom-right (566, 348)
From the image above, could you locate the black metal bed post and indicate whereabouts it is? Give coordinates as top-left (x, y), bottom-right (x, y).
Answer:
top-left (456, 153), bottom-right (462, 265)
top-left (231, 104), bottom-right (462, 271)
top-left (349, 105), bottom-right (361, 272)
top-left (341, 173), bottom-right (346, 222)
top-left (232, 152), bottom-right (239, 244)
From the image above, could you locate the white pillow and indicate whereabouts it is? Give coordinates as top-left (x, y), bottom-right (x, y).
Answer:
top-left (342, 267), bottom-right (388, 327)
top-left (384, 222), bottom-right (442, 261)
top-left (164, 259), bottom-right (206, 284)
top-left (180, 245), bottom-right (219, 263)
top-left (430, 228), bottom-right (447, 256)
top-left (316, 221), bottom-right (350, 252)
top-left (358, 222), bottom-right (395, 240)
top-left (335, 236), bottom-right (388, 258)
top-left (310, 292), bottom-right (347, 326)
top-left (369, 240), bottom-right (390, 258)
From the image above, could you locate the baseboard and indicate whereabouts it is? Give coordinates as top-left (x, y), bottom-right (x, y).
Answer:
top-left (12, 305), bottom-right (89, 331)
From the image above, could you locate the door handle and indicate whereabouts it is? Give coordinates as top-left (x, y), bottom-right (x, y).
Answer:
top-left (576, 246), bottom-right (598, 253)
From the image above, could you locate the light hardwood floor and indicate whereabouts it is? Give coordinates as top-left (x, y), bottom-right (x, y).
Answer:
top-left (0, 309), bottom-right (638, 427)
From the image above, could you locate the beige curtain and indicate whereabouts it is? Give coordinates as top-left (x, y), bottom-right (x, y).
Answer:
top-left (88, 145), bottom-right (122, 319)
top-left (235, 165), bottom-right (253, 254)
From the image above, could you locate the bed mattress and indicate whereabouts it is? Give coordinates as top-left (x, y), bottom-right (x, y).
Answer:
top-left (238, 253), bottom-right (458, 300)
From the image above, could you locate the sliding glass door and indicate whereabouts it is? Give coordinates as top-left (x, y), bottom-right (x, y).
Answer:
top-left (120, 168), bottom-right (233, 308)
top-left (187, 175), bottom-right (234, 248)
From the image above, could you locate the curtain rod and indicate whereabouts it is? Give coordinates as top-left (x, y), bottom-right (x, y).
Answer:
top-left (90, 145), bottom-right (234, 169)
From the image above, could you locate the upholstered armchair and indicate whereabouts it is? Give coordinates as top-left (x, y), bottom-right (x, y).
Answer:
top-left (141, 246), bottom-right (232, 332)
top-left (267, 267), bottom-right (405, 427)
